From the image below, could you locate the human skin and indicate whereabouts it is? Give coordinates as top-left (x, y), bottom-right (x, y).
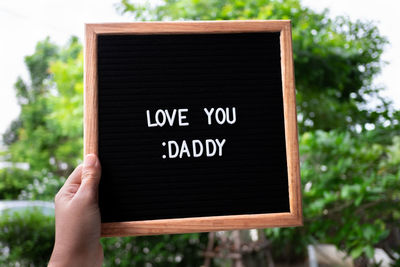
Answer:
top-left (48, 154), bottom-right (103, 267)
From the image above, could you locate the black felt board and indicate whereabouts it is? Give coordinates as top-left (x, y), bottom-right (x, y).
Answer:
top-left (97, 32), bottom-right (289, 223)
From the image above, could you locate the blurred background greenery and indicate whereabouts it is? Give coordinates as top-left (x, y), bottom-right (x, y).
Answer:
top-left (0, 0), bottom-right (399, 266)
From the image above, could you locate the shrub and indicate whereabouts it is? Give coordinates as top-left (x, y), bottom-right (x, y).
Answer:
top-left (0, 208), bottom-right (55, 266)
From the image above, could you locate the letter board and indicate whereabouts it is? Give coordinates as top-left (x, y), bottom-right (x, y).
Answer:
top-left (84, 21), bottom-right (302, 237)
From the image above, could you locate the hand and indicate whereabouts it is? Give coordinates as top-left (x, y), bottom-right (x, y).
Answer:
top-left (48, 154), bottom-right (103, 267)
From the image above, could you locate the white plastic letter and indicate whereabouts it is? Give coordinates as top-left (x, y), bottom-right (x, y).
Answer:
top-left (179, 140), bottom-right (191, 158)
top-left (155, 110), bottom-right (166, 127)
top-left (226, 107), bottom-right (237, 124)
top-left (192, 140), bottom-right (203, 157)
top-left (178, 109), bottom-right (189, 126)
top-left (146, 110), bottom-right (157, 127)
top-left (206, 139), bottom-right (217, 157)
top-left (215, 139), bottom-right (226, 156)
top-left (203, 108), bottom-right (214, 125)
top-left (215, 108), bottom-right (226, 125)
top-left (168, 141), bottom-right (179, 158)
top-left (165, 109), bottom-right (177, 126)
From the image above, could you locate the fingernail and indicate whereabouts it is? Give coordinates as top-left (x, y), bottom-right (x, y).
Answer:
top-left (84, 154), bottom-right (96, 167)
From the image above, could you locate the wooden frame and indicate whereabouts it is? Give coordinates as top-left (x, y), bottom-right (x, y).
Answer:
top-left (84, 20), bottom-right (302, 237)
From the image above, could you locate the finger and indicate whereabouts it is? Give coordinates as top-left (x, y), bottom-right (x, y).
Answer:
top-left (77, 154), bottom-right (101, 197)
top-left (59, 164), bottom-right (83, 192)
top-left (56, 165), bottom-right (83, 201)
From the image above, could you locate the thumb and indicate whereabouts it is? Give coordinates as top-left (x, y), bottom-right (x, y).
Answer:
top-left (78, 154), bottom-right (101, 199)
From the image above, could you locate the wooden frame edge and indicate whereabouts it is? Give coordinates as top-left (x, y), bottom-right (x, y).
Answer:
top-left (280, 22), bottom-right (303, 226)
top-left (102, 212), bottom-right (302, 237)
top-left (84, 20), bottom-right (302, 237)
top-left (87, 20), bottom-right (289, 35)
top-left (84, 24), bottom-right (98, 156)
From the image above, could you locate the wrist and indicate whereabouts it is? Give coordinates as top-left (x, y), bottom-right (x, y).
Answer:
top-left (49, 242), bottom-right (102, 267)
top-left (48, 249), bottom-right (73, 267)
top-left (48, 245), bottom-right (83, 267)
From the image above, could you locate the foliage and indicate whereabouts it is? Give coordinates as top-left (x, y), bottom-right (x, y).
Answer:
top-left (0, 37), bottom-right (208, 266)
top-left (265, 131), bottom-right (400, 263)
top-left (0, 208), bottom-right (208, 267)
top-left (0, 208), bottom-right (55, 266)
top-left (101, 233), bottom-right (208, 266)
top-left (0, 168), bottom-right (32, 199)
top-left (117, 0), bottom-right (393, 134)
top-left (301, 131), bottom-right (400, 260)
top-left (1, 37), bottom-right (83, 201)
top-left (117, 0), bottom-right (400, 264)
top-left (0, 0), bottom-right (399, 265)
top-left (0, 206), bottom-right (207, 267)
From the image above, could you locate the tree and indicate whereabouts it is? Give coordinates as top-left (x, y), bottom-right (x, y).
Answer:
top-left (1, 37), bottom-right (83, 200)
top-left (116, 0), bottom-right (400, 265)
top-left (1, 0), bottom-right (399, 265)
top-left (298, 131), bottom-right (400, 262)
top-left (117, 0), bottom-right (393, 134)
